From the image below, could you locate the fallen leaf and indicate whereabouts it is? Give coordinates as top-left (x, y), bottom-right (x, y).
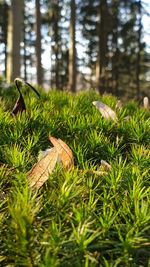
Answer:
top-left (11, 93), bottom-right (26, 116)
top-left (28, 137), bottom-right (74, 189)
top-left (38, 147), bottom-right (62, 163)
top-left (100, 160), bottom-right (112, 171)
top-left (38, 148), bottom-right (53, 161)
top-left (11, 78), bottom-right (40, 116)
top-left (49, 136), bottom-right (74, 170)
top-left (143, 97), bottom-right (149, 110)
top-left (14, 78), bottom-right (40, 98)
top-left (28, 147), bottom-right (58, 189)
top-left (92, 101), bottom-right (118, 121)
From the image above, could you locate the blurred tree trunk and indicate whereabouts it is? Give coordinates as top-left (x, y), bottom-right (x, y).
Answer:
top-left (96, 0), bottom-right (109, 94)
top-left (136, 0), bottom-right (142, 100)
top-left (54, 1), bottom-right (59, 90)
top-left (4, 2), bottom-right (9, 78)
top-left (68, 0), bottom-right (76, 92)
top-left (35, 0), bottom-right (43, 86)
top-left (50, 0), bottom-right (60, 89)
top-left (23, 4), bottom-right (27, 81)
top-left (6, 0), bottom-right (23, 82)
top-left (111, 0), bottom-right (119, 95)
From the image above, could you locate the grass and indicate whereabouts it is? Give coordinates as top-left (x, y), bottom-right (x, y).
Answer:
top-left (0, 84), bottom-right (150, 266)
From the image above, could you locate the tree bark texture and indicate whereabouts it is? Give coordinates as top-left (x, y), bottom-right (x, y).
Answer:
top-left (69, 0), bottom-right (76, 92)
top-left (35, 0), bottom-right (43, 86)
top-left (6, 0), bottom-right (23, 82)
top-left (136, 0), bottom-right (142, 100)
top-left (96, 0), bottom-right (109, 94)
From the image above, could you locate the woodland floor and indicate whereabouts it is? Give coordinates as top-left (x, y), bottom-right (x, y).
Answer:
top-left (0, 84), bottom-right (150, 266)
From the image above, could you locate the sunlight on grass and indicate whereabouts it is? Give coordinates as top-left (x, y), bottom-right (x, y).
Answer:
top-left (0, 87), bottom-right (149, 266)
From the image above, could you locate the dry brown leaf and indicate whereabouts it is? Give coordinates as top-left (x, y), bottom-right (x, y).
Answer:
top-left (28, 147), bottom-right (58, 189)
top-left (49, 136), bottom-right (74, 170)
top-left (93, 101), bottom-right (118, 122)
top-left (11, 78), bottom-right (40, 116)
top-left (11, 93), bottom-right (26, 116)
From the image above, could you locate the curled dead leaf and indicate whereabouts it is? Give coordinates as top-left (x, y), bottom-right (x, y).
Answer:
top-left (11, 78), bottom-right (40, 116)
top-left (49, 136), bottom-right (74, 170)
top-left (92, 101), bottom-right (118, 122)
top-left (28, 147), bottom-right (58, 189)
top-left (11, 93), bottom-right (26, 115)
top-left (14, 78), bottom-right (40, 98)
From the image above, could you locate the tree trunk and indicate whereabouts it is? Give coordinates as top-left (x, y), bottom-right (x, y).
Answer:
top-left (23, 4), bottom-right (27, 81)
top-left (96, 0), bottom-right (109, 94)
top-left (111, 0), bottom-right (119, 95)
top-left (35, 0), bottom-right (43, 86)
top-left (4, 2), bottom-right (8, 78)
top-left (136, 0), bottom-right (142, 100)
top-left (50, 0), bottom-right (60, 89)
top-left (69, 0), bottom-right (76, 92)
top-left (6, 0), bottom-right (23, 82)
top-left (54, 1), bottom-right (59, 90)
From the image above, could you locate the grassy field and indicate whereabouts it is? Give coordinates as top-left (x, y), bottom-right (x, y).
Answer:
top-left (0, 84), bottom-right (150, 267)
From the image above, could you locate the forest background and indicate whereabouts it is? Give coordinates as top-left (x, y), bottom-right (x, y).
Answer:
top-left (0, 0), bottom-right (150, 99)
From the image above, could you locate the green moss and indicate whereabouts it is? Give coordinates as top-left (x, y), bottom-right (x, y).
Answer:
top-left (0, 86), bottom-right (149, 266)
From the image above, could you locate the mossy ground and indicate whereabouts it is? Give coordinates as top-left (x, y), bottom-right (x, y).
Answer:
top-left (0, 85), bottom-right (150, 266)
